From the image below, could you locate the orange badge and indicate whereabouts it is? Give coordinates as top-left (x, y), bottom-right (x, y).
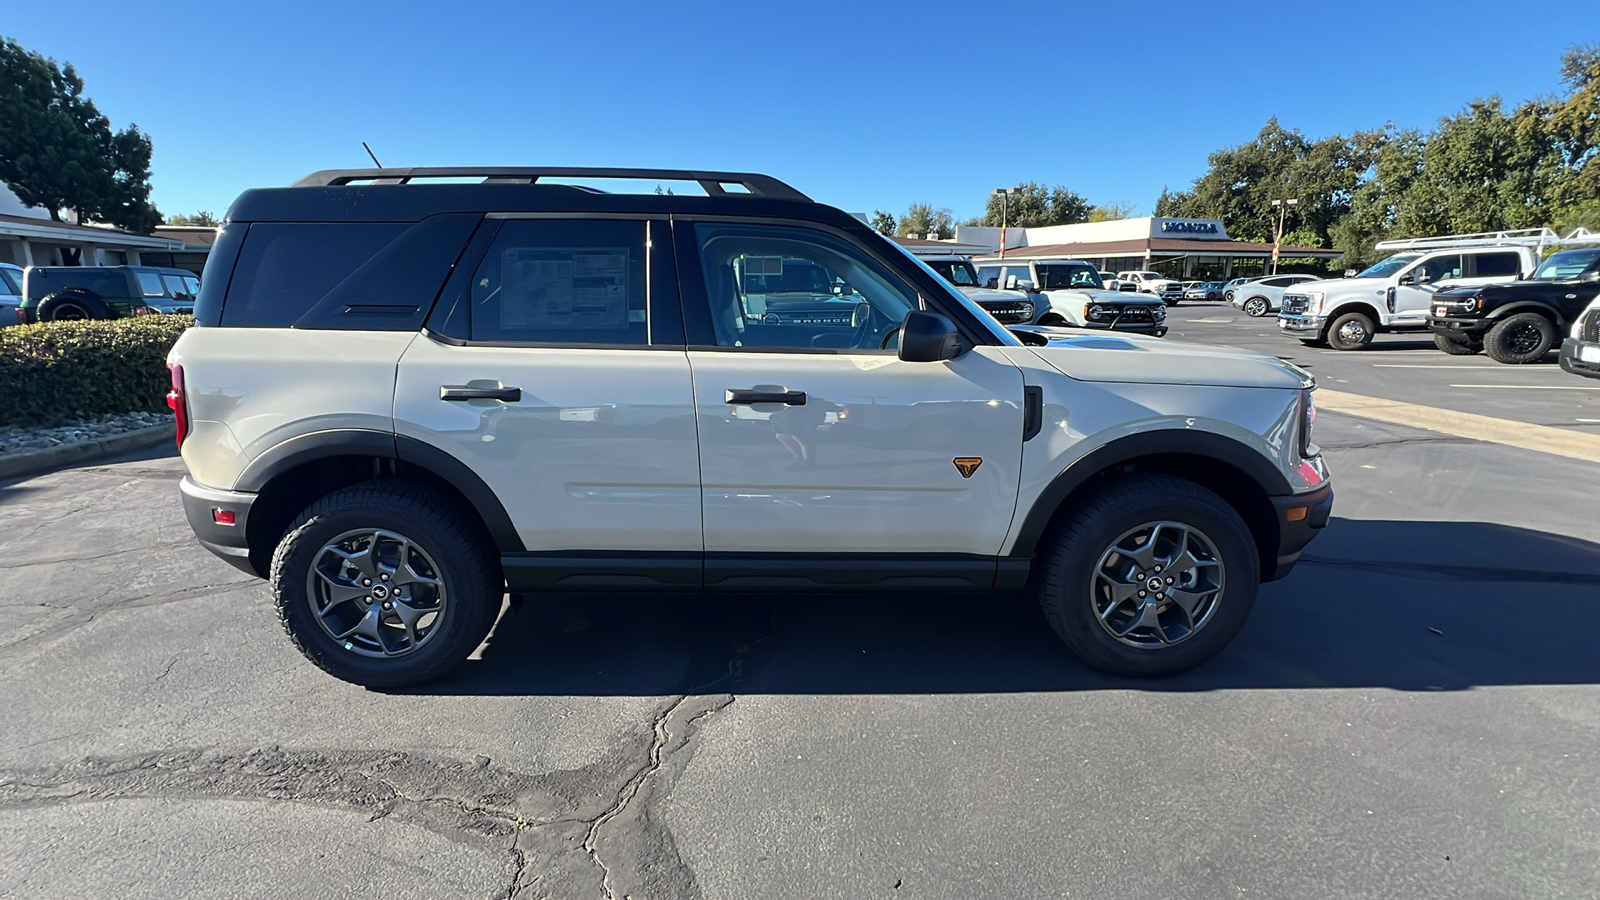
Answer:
top-left (953, 458), bottom-right (982, 478)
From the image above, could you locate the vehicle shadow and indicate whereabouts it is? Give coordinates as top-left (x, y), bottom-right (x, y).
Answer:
top-left (408, 517), bottom-right (1600, 697)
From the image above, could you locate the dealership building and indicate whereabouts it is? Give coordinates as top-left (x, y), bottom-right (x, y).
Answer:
top-left (943, 217), bottom-right (1341, 279)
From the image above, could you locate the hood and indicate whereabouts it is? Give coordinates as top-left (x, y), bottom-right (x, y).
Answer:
top-left (1024, 331), bottom-right (1312, 390)
top-left (958, 286), bottom-right (1030, 304)
top-left (1287, 276), bottom-right (1369, 294)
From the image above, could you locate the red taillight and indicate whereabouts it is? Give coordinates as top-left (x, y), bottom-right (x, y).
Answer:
top-left (14, 308), bottom-right (25, 326)
top-left (166, 363), bottom-right (189, 447)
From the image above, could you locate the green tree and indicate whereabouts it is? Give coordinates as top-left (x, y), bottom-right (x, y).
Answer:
top-left (1153, 187), bottom-right (1192, 217)
top-left (979, 182), bottom-right (1091, 228)
top-left (0, 37), bottom-right (160, 232)
top-left (869, 209), bottom-right (897, 235)
top-left (1088, 201), bottom-right (1138, 222)
top-left (165, 211), bottom-right (218, 227)
top-left (896, 203), bottom-right (955, 239)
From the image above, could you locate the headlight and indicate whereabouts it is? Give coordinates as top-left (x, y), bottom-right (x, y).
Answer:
top-left (1019, 301), bottom-right (1035, 320)
top-left (1303, 291), bottom-right (1324, 314)
top-left (1089, 304), bottom-right (1110, 319)
top-left (1299, 388), bottom-right (1317, 458)
top-left (1152, 307), bottom-right (1167, 321)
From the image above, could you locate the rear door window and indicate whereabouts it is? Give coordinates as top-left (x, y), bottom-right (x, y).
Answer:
top-left (1471, 252), bottom-right (1521, 279)
top-left (467, 219), bottom-right (650, 346)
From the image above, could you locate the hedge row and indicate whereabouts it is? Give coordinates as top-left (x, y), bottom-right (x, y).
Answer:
top-left (0, 315), bottom-right (192, 427)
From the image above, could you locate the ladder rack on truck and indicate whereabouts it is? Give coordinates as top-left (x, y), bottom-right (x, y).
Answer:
top-left (1375, 227), bottom-right (1600, 254)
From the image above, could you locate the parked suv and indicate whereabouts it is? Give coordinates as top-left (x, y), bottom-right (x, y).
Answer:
top-left (17, 265), bottom-right (199, 324)
top-left (1231, 274), bottom-right (1321, 317)
top-left (1429, 246), bottom-right (1600, 363)
top-left (921, 254), bottom-right (1037, 324)
top-left (0, 263), bottom-right (21, 325)
top-left (974, 257), bottom-right (1169, 334)
top-left (170, 166), bottom-right (1332, 687)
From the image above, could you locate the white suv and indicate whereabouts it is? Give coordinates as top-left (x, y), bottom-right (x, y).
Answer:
top-left (1230, 274), bottom-right (1322, 317)
top-left (170, 166), bottom-right (1333, 687)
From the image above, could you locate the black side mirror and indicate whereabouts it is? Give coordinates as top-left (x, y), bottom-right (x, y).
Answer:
top-left (898, 311), bottom-right (962, 362)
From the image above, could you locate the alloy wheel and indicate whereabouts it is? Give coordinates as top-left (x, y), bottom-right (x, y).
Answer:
top-left (306, 528), bottom-right (448, 658)
top-left (1090, 521), bottom-right (1225, 648)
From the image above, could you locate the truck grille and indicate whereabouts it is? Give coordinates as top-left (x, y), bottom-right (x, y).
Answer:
top-left (1583, 309), bottom-right (1600, 343)
top-left (1282, 294), bottom-right (1309, 314)
top-left (978, 300), bottom-right (1034, 324)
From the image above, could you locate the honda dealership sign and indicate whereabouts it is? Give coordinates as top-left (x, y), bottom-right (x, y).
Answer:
top-left (1151, 218), bottom-right (1229, 240)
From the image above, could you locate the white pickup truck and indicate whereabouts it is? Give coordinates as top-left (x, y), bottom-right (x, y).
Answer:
top-left (1117, 270), bottom-right (1182, 298)
top-left (1278, 238), bottom-right (1537, 350)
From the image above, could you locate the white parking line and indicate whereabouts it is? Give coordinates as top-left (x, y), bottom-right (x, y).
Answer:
top-left (1448, 384), bottom-right (1599, 391)
top-left (1317, 389), bottom-right (1600, 464)
top-left (1373, 364), bottom-right (1508, 369)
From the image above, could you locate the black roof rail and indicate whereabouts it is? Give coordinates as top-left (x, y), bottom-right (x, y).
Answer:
top-left (289, 167), bottom-right (812, 201)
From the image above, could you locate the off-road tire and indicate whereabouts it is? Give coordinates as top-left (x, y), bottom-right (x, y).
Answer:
top-left (37, 289), bottom-right (111, 321)
top-left (1482, 312), bottom-right (1555, 364)
top-left (1433, 333), bottom-right (1482, 356)
top-left (1326, 311), bottom-right (1375, 351)
top-left (1243, 297), bottom-right (1270, 317)
top-left (1037, 474), bottom-right (1259, 676)
top-left (270, 480), bottom-right (503, 688)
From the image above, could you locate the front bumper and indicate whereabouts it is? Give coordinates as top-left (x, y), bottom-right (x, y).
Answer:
top-left (1428, 315), bottom-right (1489, 339)
top-left (1559, 337), bottom-right (1600, 379)
top-left (1268, 482), bottom-right (1334, 581)
top-left (1277, 313), bottom-right (1325, 336)
top-left (1083, 317), bottom-right (1168, 336)
top-left (180, 476), bottom-right (263, 577)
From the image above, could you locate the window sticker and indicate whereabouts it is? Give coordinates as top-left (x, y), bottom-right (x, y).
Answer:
top-left (501, 247), bottom-right (630, 330)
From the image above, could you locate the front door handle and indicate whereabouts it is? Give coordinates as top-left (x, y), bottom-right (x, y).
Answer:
top-left (441, 384), bottom-right (522, 402)
top-left (725, 388), bottom-right (806, 405)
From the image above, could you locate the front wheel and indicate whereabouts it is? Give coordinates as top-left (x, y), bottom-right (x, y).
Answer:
top-left (1037, 474), bottom-right (1259, 676)
top-left (1326, 311), bottom-right (1375, 351)
top-left (270, 480), bottom-right (503, 688)
top-left (1482, 312), bottom-right (1555, 364)
top-left (1433, 332), bottom-right (1482, 356)
top-left (1243, 297), bottom-right (1270, 317)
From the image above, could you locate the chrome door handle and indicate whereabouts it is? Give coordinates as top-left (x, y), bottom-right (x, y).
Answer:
top-left (440, 385), bottom-right (521, 402)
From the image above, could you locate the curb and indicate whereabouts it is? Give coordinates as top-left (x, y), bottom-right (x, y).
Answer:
top-left (0, 423), bottom-right (177, 483)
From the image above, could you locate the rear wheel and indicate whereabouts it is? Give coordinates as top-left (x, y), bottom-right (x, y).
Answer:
top-left (1482, 312), bottom-right (1555, 364)
top-left (37, 289), bottom-right (111, 322)
top-left (1037, 474), bottom-right (1259, 676)
top-left (271, 480), bottom-right (503, 688)
top-left (1433, 332), bottom-right (1482, 356)
top-left (1326, 311), bottom-right (1375, 351)
top-left (1243, 297), bottom-right (1270, 317)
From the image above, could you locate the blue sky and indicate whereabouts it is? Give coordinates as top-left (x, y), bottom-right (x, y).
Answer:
top-left (5, 0), bottom-right (1596, 222)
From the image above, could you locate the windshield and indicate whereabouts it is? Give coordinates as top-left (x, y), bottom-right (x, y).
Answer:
top-left (926, 260), bottom-right (980, 287)
top-left (1534, 249), bottom-right (1600, 280)
top-left (1036, 263), bottom-right (1103, 290)
top-left (884, 241), bottom-right (1020, 346)
top-left (1356, 254), bottom-right (1421, 278)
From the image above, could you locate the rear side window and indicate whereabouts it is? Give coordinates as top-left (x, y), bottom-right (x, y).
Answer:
top-left (137, 272), bottom-right (166, 296)
top-left (222, 224), bottom-right (406, 327)
top-left (1473, 252), bottom-right (1520, 279)
top-left (468, 219), bottom-right (648, 345)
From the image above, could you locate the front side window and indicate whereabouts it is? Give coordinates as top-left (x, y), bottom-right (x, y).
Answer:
top-left (469, 219), bottom-right (648, 345)
top-left (693, 222), bottom-right (919, 351)
top-left (977, 266), bottom-right (1001, 289)
top-left (926, 260), bottom-right (979, 287)
top-left (1534, 249), bottom-right (1600, 280)
top-left (1413, 254), bottom-right (1462, 284)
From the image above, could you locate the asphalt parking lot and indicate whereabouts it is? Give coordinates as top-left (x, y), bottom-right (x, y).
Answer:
top-left (2, 303), bottom-right (1598, 899)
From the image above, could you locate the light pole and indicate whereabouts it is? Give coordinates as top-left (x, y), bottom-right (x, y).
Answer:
top-left (1270, 197), bottom-right (1299, 274)
top-left (993, 186), bottom-right (1020, 258)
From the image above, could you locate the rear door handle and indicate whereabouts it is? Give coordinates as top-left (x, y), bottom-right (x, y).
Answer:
top-left (441, 384), bottom-right (522, 402)
top-left (725, 388), bottom-right (806, 405)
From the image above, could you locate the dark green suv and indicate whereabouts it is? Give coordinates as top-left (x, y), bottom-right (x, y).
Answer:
top-left (18, 265), bottom-right (200, 324)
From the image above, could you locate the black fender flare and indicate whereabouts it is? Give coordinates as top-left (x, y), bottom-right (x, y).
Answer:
top-left (1008, 430), bottom-right (1292, 558)
top-left (1485, 302), bottom-right (1565, 329)
top-left (234, 429), bottom-right (524, 552)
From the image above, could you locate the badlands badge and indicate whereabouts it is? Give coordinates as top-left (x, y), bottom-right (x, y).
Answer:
top-left (953, 457), bottom-right (983, 478)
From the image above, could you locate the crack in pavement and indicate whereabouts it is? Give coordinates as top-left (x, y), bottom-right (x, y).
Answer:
top-left (580, 610), bottom-right (771, 900)
top-left (1320, 435), bottom-right (1480, 452)
top-left (0, 582), bottom-right (260, 654)
top-left (0, 543), bottom-right (185, 569)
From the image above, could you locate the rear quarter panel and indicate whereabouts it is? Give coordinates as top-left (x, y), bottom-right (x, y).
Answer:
top-left (168, 328), bottom-right (417, 489)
